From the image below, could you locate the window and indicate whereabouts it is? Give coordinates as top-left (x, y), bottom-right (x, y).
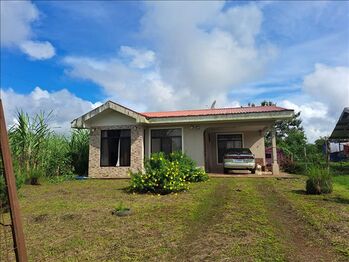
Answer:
top-left (151, 128), bottom-right (182, 155)
top-left (217, 134), bottom-right (243, 163)
top-left (266, 153), bottom-right (272, 159)
top-left (100, 129), bottom-right (131, 167)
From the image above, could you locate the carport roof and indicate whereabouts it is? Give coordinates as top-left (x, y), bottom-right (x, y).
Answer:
top-left (329, 107), bottom-right (349, 142)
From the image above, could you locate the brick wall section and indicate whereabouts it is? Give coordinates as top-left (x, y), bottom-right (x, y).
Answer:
top-left (88, 125), bottom-right (144, 178)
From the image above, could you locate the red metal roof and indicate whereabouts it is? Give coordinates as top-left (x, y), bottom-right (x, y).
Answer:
top-left (142, 106), bottom-right (290, 118)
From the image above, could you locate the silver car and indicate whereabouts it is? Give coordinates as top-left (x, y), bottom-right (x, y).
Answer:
top-left (223, 148), bottom-right (256, 174)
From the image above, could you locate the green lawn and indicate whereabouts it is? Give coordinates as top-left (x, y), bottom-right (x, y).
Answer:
top-left (2, 176), bottom-right (349, 261)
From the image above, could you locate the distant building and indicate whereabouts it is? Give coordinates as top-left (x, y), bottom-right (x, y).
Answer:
top-left (265, 147), bottom-right (291, 169)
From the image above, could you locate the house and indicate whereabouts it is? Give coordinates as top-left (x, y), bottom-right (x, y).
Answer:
top-left (71, 101), bottom-right (294, 178)
top-left (265, 147), bottom-right (291, 170)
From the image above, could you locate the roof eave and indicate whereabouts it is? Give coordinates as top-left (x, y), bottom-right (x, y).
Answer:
top-left (146, 110), bottom-right (294, 124)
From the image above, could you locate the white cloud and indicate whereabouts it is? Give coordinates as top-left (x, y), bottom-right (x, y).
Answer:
top-left (303, 64), bottom-right (349, 116)
top-left (1, 87), bottom-right (98, 132)
top-left (140, 2), bottom-right (274, 104)
top-left (63, 55), bottom-right (180, 111)
top-left (119, 46), bottom-right (156, 69)
top-left (20, 40), bottom-right (55, 60)
top-left (63, 2), bottom-right (275, 110)
top-left (279, 64), bottom-right (349, 142)
top-left (280, 99), bottom-right (334, 143)
top-left (0, 0), bottom-right (55, 60)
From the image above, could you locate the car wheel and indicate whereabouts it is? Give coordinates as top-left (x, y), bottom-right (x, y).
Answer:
top-left (224, 168), bottom-right (229, 174)
top-left (251, 169), bottom-right (256, 174)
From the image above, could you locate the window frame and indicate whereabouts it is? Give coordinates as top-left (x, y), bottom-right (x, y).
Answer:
top-left (216, 133), bottom-right (244, 165)
top-left (149, 127), bottom-right (184, 156)
top-left (100, 129), bottom-right (131, 167)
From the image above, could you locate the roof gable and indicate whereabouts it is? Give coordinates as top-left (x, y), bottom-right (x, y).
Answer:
top-left (71, 101), bottom-right (148, 128)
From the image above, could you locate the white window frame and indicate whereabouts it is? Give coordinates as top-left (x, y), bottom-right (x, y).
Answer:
top-left (148, 127), bottom-right (184, 156)
top-left (216, 132), bottom-right (244, 165)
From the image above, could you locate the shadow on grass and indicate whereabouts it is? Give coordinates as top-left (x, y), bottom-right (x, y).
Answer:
top-left (292, 190), bottom-right (349, 205)
top-left (323, 197), bottom-right (349, 205)
top-left (291, 189), bottom-right (307, 195)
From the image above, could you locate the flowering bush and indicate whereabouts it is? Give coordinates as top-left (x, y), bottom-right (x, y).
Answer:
top-left (129, 152), bottom-right (208, 194)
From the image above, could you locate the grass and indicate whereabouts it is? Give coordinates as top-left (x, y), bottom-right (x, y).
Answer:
top-left (1, 176), bottom-right (348, 261)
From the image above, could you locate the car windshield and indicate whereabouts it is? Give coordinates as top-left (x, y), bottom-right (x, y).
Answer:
top-left (225, 148), bottom-right (251, 154)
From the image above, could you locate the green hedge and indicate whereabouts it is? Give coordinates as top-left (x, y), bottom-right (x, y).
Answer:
top-left (129, 152), bottom-right (208, 194)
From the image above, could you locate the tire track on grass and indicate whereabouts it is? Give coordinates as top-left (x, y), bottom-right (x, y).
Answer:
top-left (173, 180), bottom-right (232, 261)
top-left (255, 180), bottom-right (343, 262)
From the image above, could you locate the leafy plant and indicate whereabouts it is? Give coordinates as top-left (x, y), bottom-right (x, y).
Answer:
top-left (69, 130), bottom-right (89, 176)
top-left (26, 167), bottom-right (44, 185)
top-left (129, 152), bottom-right (208, 194)
top-left (7, 110), bottom-right (89, 185)
top-left (168, 151), bottom-right (209, 182)
top-left (114, 201), bottom-right (129, 212)
top-left (306, 166), bottom-right (333, 194)
top-left (0, 157), bottom-right (24, 212)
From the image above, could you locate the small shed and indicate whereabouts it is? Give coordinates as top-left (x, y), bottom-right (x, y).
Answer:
top-left (265, 147), bottom-right (290, 168)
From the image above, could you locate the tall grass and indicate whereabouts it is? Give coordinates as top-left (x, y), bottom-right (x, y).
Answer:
top-left (306, 165), bottom-right (332, 194)
top-left (8, 110), bottom-right (89, 182)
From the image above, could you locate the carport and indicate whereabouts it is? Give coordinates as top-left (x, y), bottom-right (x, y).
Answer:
top-left (328, 107), bottom-right (349, 162)
top-left (329, 107), bottom-right (349, 143)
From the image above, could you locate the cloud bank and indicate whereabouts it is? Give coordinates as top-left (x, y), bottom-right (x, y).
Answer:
top-left (0, 1), bottom-right (55, 60)
top-left (1, 87), bottom-right (99, 132)
top-left (63, 2), bottom-right (273, 111)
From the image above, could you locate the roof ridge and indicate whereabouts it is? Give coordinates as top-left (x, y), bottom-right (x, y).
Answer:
top-left (142, 105), bottom-right (283, 114)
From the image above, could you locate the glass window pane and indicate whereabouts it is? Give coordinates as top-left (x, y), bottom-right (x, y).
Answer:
top-left (100, 129), bottom-right (131, 166)
top-left (119, 137), bottom-right (131, 166)
top-left (151, 129), bottom-right (182, 155)
top-left (108, 137), bottom-right (118, 166)
top-left (151, 129), bottom-right (165, 137)
top-left (151, 128), bottom-right (181, 138)
top-left (151, 138), bottom-right (161, 153)
top-left (162, 137), bottom-right (172, 155)
top-left (217, 140), bottom-right (226, 163)
top-left (217, 134), bottom-right (243, 163)
top-left (101, 138), bottom-right (109, 166)
top-left (172, 137), bottom-right (182, 152)
top-left (101, 130), bottom-right (108, 138)
top-left (166, 128), bottom-right (181, 136)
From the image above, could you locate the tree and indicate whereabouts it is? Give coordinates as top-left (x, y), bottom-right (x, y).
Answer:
top-left (265, 108), bottom-right (308, 162)
top-left (265, 111), bottom-right (304, 145)
top-left (260, 100), bottom-right (276, 106)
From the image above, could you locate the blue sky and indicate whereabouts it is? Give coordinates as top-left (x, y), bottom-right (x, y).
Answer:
top-left (1, 1), bottom-right (348, 142)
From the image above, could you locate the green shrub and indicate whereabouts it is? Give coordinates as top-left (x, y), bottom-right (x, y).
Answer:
top-left (168, 151), bottom-right (209, 182)
top-left (129, 152), bottom-right (208, 194)
top-left (283, 161), bottom-right (307, 174)
top-left (0, 162), bottom-right (25, 212)
top-left (306, 166), bottom-right (333, 194)
top-left (26, 167), bottom-right (45, 185)
top-left (330, 162), bottom-right (349, 176)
